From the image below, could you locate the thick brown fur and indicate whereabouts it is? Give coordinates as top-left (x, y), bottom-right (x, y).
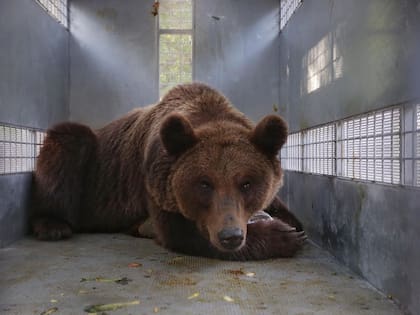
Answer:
top-left (31, 83), bottom-right (305, 260)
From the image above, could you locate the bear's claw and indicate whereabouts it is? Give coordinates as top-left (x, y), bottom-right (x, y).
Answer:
top-left (245, 219), bottom-right (307, 258)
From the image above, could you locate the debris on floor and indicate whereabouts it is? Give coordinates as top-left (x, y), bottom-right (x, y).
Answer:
top-left (187, 292), bottom-right (200, 300)
top-left (223, 295), bottom-right (235, 303)
top-left (80, 276), bottom-right (132, 285)
top-left (84, 300), bottom-right (140, 313)
top-left (127, 262), bottom-right (142, 268)
top-left (0, 234), bottom-right (403, 315)
top-left (40, 307), bottom-right (58, 315)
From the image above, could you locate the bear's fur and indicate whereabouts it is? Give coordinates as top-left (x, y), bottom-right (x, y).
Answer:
top-left (31, 83), bottom-right (305, 260)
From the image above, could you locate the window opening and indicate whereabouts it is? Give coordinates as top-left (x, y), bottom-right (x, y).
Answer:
top-left (281, 132), bottom-right (302, 172)
top-left (36, 0), bottom-right (68, 28)
top-left (338, 107), bottom-right (401, 184)
top-left (280, 0), bottom-right (302, 30)
top-left (0, 124), bottom-right (46, 175)
top-left (281, 105), bottom-right (406, 186)
top-left (416, 105), bottom-right (420, 186)
top-left (158, 0), bottom-right (193, 97)
top-left (303, 124), bottom-right (336, 176)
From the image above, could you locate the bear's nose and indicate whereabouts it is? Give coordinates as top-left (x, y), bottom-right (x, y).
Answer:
top-left (218, 227), bottom-right (244, 250)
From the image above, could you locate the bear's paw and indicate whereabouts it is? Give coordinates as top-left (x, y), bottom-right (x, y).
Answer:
top-left (247, 219), bottom-right (307, 258)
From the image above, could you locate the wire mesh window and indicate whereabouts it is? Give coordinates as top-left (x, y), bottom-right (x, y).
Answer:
top-left (338, 108), bottom-right (401, 184)
top-left (280, 0), bottom-right (302, 30)
top-left (280, 105), bottom-right (413, 186)
top-left (158, 0), bottom-right (193, 97)
top-left (36, 0), bottom-right (68, 28)
top-left (416, 105), bottom-right (420, 186)
top-left (281, 132), bottom-right (302, 171)
top-left (303, 124), bottom-right (336, 176)
top-left (0, 124), bottom-right (46, 175)
top-left (281, 125), bottom-right (335, 176)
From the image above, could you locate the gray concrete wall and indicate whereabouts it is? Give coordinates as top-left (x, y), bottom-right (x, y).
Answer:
top-left (0, 174), bottom-right (32, 248)
top-left (278, 1), bottom-right (420, 314)
top-left (69, 0), bottom-right (280, 128)
top-left (69, 0), bottom-right (158, 128)
top-left (279, 0), bottom-right (420, 132)
top-left (280, 173), bottom-right (420, 315)
top-left (0, 0), bottom-right (69, 247)
top-left (0, 0), bottom-right (69, 129)
top-left (194, 0), bottom-right (280, 122)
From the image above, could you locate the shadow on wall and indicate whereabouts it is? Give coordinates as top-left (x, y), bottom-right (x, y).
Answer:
top-left (195, 1), bottom-right (280, 121)
top-left (69, 1), bottom-right (157, 127)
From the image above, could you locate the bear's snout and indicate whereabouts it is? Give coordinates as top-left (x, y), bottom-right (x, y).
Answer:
top-left (217, 227), bottom-right (244, 250)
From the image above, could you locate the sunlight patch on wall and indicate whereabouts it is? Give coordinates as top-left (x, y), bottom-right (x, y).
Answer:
top-left (301, 26), bottom-right (343, 95)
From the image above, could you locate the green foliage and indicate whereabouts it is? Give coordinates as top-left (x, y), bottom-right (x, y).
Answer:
top-left (158, 0), bottom-right (193, 97)
top-left (159, 0), bottom-right (192, 30)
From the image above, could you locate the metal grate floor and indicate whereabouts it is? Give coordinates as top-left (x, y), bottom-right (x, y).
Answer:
top-left (0, 234), bottom-right (402, 315)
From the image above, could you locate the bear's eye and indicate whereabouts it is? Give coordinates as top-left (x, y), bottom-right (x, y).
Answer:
top-left (199, 180), bottom-right (213, 190)
top-left (240, 181), bottom-right (251, 192)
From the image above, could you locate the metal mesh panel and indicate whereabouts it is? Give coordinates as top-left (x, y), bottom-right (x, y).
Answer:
top-left (416, 160), bottom-right (420, 187)
top-left (159, 34), bottom-right (193, 96)
top-left (159, 0), bottom-right (192, 30)
top-left (417, 104), bottom-right (420, 130)
top-left (36, 0), bottom-right (68, 28)
top-left (416, 105), bottom-right (420, 186)
top-left (280, 0), bottom-right (302, 30)
top-left (338, 108), bottom-right (401, 184)
top-left (303, 124), bottom-right (336, 176)
top-left (0, 124), bottom-right (46, 175)
top-left (281, 132), bottom-right (302, 171)
top-left (280, 104), bottom-right (420, 187)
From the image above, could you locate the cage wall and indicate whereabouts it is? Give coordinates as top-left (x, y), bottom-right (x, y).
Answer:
top-left (278, 1), bottom-right (420, 314)
top-left (1, 1), bottom-right (419, 313)
top-left (0, 0), bottom-right (69, 247)
top-left (68, 0), bottom-right (280, 128)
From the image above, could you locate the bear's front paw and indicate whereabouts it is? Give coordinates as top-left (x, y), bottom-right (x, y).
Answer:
top-left (247, 219), bottom-right (307, 258)
top-left (32, 217), bottom-right (72, 241)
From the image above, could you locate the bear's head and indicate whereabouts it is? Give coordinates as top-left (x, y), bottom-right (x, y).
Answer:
top-left (160, 113), bottom-right (288, 252)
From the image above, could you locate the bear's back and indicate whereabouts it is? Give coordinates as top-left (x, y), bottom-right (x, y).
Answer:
top-left (156, 83), bottom-right (253, 130)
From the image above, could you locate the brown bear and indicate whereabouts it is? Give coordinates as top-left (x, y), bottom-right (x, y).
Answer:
top-left (31, 83), bottom-right (305, 260)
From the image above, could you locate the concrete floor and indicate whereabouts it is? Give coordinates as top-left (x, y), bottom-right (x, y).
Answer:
top-left (0, 234), bottom-right (403, 315)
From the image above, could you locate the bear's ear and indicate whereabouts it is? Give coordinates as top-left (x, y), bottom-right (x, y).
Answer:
top-left (250, 115), bottom-right (288, 157)
top-left (160, 114), bottom-right (198, 157)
